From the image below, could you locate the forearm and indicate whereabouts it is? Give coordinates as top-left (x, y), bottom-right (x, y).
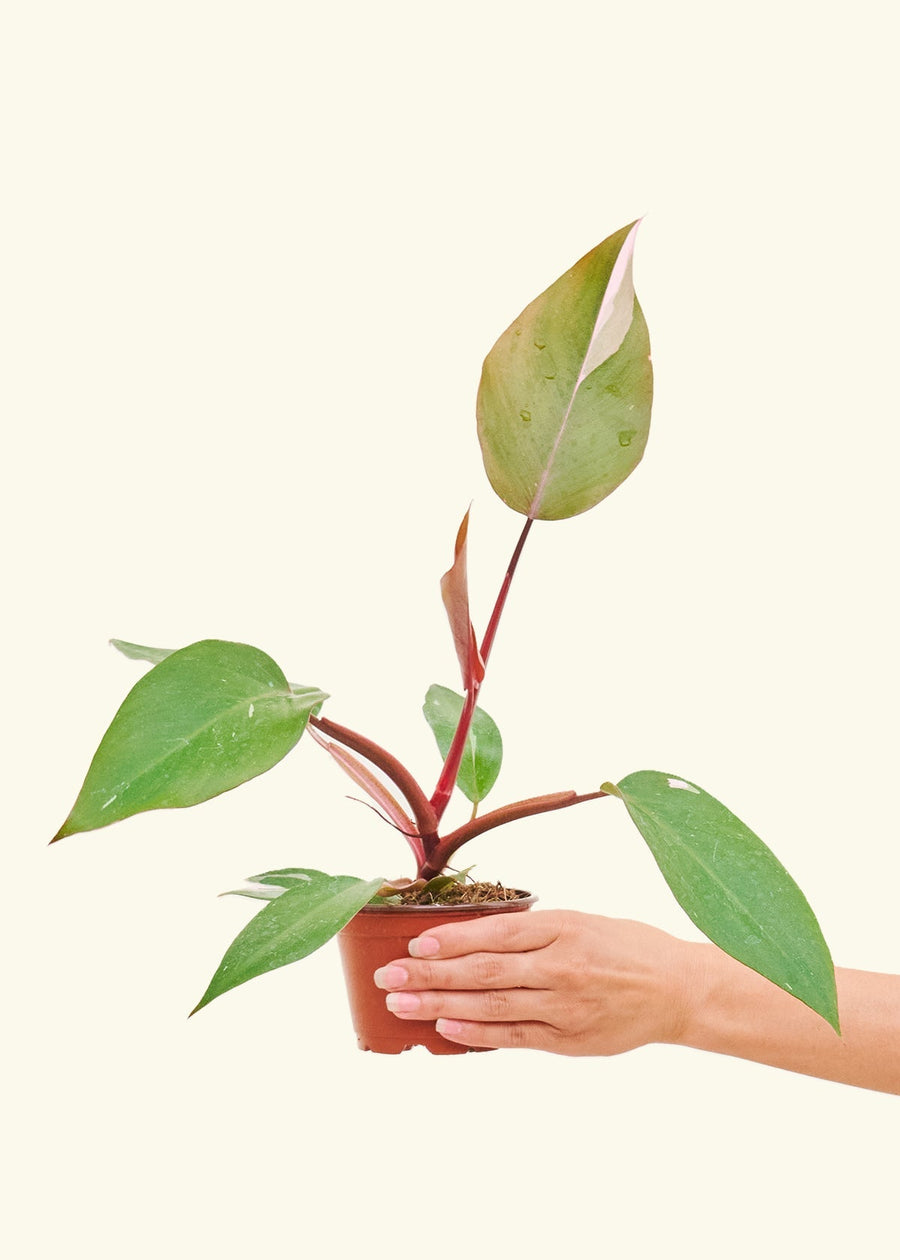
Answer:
top-left (678, 943), bottom-right (900, 1095)
top-left (376, 911), bottom-right (900, 1094)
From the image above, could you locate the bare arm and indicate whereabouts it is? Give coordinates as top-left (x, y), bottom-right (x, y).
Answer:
top-left (372, 910), bottom-right (900, 1095)
top-left (682, 946), bottom-right (900, 1093)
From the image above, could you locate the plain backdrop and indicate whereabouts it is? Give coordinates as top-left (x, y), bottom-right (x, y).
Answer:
top-left (3, 2), bottom-right (897, 1256)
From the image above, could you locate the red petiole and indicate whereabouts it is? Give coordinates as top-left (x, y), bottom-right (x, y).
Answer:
top-left (312, 515), bottom-right (606, 879)
top-left (428, 516), bottom-right (534, 821)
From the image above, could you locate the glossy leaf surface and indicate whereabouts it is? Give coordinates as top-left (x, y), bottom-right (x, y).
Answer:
top-left (423, 684), bottom-right (502, 804)
top-left (605, 771), bottom-right (839, 1031)
top-left (477, 221), bottom-right (652, 520)
top-left (53, 640), bottom-right (327, 839)
top-left (192, 870), bottom-right (384, 1012)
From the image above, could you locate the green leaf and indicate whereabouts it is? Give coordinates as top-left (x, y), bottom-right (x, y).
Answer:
top-left (477, 221), bottom-right (653, 521)
top-left (111, 639), bottom-right (320, 710)
top-left (605, 771), bottom-right (839, 1032)
top-left (53, 640), bottom-right (328, 840)
top-left (110, 638), bottom-right (175, 665)
top-left (221, 868), bottom-right (324, 901)
top-left (192, 870), bottom-right (384, 1013)
top-left (419, 873), bottom-right (461, 898)
top-left (423, 684), bottom-right (502, 804)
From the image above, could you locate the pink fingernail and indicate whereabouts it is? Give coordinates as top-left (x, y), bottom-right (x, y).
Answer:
top-left (436, 1019), bottom-right (464, 1038)
top-left (409, 935), bottom-right (440, 958)
top-left (373, 965), bottom-right (408, 989)
top-left (386, 992), bottom-right (421, 1014)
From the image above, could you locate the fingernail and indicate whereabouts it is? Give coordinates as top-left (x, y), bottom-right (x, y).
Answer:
top-left (409, 935), bottom-right (440, 958)
top-left (373, 965), bottom-right (408, 989)
top-left (436, 1019), bottom-right (464, 1038)
top-left (386, 992), bottom-right (421, 1014)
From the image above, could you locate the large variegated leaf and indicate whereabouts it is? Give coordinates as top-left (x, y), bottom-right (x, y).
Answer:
top-left (477, 221), bottom-right (652, 520)
top-left (604, 771), bottom-right (840, 1032)
top-left (423, 684), bottom-right (502, 804)
top-left (192, 870), bottom-right (384, 1013)
top-left (53, 640), bottom-right (327, 840)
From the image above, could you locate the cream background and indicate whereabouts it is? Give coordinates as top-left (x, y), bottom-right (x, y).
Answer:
top-left (3, 2), bottom-right (897, 1256)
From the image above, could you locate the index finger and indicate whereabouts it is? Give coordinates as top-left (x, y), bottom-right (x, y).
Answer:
top-left (409, 909), bottom-right (563, 959)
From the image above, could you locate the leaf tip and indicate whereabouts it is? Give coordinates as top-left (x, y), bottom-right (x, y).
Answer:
top-left (50, 819), bottom-right (71, 844)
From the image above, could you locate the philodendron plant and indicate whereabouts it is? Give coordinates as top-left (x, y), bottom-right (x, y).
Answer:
top-left (53, 222), bottom-right (840, 1033)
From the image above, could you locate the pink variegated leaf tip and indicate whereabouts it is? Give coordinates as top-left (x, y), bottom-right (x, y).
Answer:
top-left (440, 508), bottom-right (485, 692)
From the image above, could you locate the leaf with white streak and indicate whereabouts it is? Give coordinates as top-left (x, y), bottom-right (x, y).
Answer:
top-left (192, 870), bottom-right (384, 1013)
top-left (111, 638), bottom-right (175, 665)
top-left (221, 868), bottom-right (319, 901)
top-left (477, 221), bottom-right (652, 521)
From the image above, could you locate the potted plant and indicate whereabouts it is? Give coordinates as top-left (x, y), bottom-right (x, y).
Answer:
top-left (52, 221), bottom-right (841, 1054)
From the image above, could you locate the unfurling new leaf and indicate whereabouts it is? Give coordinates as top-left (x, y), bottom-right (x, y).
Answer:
top-left (440, 509), bottom-right (484, 691)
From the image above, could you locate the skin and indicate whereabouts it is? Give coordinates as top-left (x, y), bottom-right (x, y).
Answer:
top-left (372, 910), bottom-right (900, 1095)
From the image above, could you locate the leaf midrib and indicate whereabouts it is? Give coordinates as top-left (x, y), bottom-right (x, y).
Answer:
top-left (91, 684), bottom-right (323, 804)
top-left (213, 878), bottom-right (383, 983)
top-left (633, 802), bottom-right (806, 967)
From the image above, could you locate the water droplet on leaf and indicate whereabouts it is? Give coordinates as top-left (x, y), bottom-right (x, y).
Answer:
top-left (618, 429), bottom-right (636, 447)
top-left (519, 409), bottom-right (532, 422)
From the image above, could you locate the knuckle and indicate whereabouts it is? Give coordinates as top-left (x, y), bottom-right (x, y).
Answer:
top-left (472, 952), bottom-right (504, 986)
top-left (407, 961), bottom-right (437, 989)
top-left (506, 1022), bottom-right (532, 1049)
top-left (483, 988), bottom-right (511, 1019)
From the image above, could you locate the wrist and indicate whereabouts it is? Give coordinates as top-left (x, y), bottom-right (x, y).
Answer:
top-left (665, 940), bottom-right (725, 1048)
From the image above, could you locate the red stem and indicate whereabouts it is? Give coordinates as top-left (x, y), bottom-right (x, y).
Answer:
top-left (309, 715), bottom-right (439, 843)
top-left (420, 787), bottom-right (609, 880)
top-left (480, 516), bottom-right (534, 666)
top-left (429, 516), bottom-right (534, 821)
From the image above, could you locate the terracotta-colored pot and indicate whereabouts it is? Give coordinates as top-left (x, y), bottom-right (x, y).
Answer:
top-left (337, 894), bottom-right (536, 1054)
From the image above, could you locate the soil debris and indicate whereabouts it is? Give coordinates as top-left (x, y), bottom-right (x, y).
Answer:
top-left (392, 880), bottom-right (526, 906)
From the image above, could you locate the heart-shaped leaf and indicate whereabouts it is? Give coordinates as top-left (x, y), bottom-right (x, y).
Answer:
top-left (192, 870), bottom-right (384, 1013)
top-left (423, 684), bottom-right (502, 804)
top-left (477, 221), bottom-right (652, 521)
top-left (53, 640), bottom-right (327, 840)
top-left (604, 771), bottom-right (840, 1032)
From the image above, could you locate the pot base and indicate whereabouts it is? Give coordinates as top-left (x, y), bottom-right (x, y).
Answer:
top-left (337, 894), bottom-right (535, 1054)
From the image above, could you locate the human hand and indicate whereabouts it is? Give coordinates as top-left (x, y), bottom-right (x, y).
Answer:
top-left (373, 910), bottom-right (702, 1055)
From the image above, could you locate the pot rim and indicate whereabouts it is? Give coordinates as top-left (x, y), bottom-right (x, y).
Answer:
top-left (355, 891), bottom-right (536, 915)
